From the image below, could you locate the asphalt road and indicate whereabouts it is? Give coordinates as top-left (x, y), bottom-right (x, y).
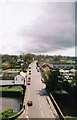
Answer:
top-left (26, 61), bottom-right (59, 119)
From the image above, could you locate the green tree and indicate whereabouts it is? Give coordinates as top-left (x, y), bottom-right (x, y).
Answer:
top-left (23, 54), bottom-right (34, 64)
top-left (62, 81), bottom-right (71, 93)
top-left (46, 69), bottom-right (60, 92)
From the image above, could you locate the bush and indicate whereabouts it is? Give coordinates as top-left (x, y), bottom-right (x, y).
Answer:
top-left (0, 86), bottom-right (23, 94)
top-left (0, 108), bottom-right (17, 119)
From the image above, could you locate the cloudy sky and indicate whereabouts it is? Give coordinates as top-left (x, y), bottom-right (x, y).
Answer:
top-left (0, 0), bottom-right (76, 56)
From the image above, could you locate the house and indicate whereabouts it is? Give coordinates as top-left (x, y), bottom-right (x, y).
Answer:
top-left (20, 71), bottom-right (26, 78)
top-left (14, 72), bottom-right (25, 85)
top-left (59, 69), bottom-right (74, 80)
top-left (59, 69), bottom-right (69, 76)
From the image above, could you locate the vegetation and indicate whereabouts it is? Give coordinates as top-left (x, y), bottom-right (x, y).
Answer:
top-left (0, 86), bottom-right (23, 94)
top-left (35, 55), bottom-right (76, 64)
top-left (42, 67), bottom-right (77, 95)
top-left (40, 63), bottom-right (77, 118)
top-left (1, 54), bottom-right (76, 70)
top-left (0, 86), bottom-right (23, 119)
top-left (65, 116), bottom-right (77, 120)
top-left (1, 54), bottom-right (34, 71)
top-left (0, 108), bottom-right (17, 119)
top-left (44, 69), bottom-right (60, 91)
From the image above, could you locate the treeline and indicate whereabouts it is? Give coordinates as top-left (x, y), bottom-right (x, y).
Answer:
top-left (35, 55), bottom-right (76, 65)
top-left (2, 54), bottom-right (34, 70)
top-left (1, 54), bottom-right (76, 70)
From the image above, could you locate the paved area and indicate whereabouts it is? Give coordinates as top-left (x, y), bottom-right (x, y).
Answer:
top-left (19, 61), bottom-right (59, 119)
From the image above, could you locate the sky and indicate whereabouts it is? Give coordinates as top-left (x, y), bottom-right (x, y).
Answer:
top-left (0, 0), bottom-right (76, 56)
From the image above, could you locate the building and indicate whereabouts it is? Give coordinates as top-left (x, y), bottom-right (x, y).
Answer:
top-left (14, 72), bottom-right (25, 85)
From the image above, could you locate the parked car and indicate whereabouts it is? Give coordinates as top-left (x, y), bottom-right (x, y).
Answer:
top-left (29, 66), bottom-right (31, 69)
top-left (41, 78), bottom-right (45, 83)
top-left (37, 67), bottom-right (40, 72)
top-left (27, 100), bottom-right (33, 106)
top-left (28, 77), bottom-right (31, 79)
top-left (27, 79), bottom-right (31, 82)
top-left (37, 69), bottom-right (39, 72)
top-left (27, 82), bottom-right (30, 85)
top-left (29, 72), bottom-right (31, 75)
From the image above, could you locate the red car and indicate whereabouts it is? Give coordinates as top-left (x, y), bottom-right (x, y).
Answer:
top-left (27, 100), bottom-right (33, 106)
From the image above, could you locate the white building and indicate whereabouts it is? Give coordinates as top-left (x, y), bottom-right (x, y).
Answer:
top-left (20, 71), bottom-right (26, 78)
top-left (14, 72), bottom-right (25, 85)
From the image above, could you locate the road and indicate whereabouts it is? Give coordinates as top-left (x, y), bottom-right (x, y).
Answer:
top-left (25, 61), bottom-right (59, 119)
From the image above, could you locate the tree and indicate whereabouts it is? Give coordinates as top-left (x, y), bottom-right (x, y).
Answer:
top-left (23, 54), bottom-right (34, 64)
top-left (62, 81), bottom-right (71, 93)
top-left (2, 55), bottom-right (18, 69)
top-left (46, 69), bottom-right (60, 92)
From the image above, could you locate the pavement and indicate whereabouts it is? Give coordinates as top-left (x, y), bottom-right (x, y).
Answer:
top-left (18, 61), bottom-right (59, 119)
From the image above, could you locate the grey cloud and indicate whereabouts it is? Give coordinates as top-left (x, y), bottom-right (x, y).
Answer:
top-left (18, 2), bottom-right (75, 53)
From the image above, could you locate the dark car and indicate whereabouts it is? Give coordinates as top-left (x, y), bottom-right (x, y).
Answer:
top-left (37, 69), bottom-right (39, 72)
top-left (27, 100), bottom-right (33, 106)
top-left (29, 72), bottom-right (31, 75)
top-left (29, 66), bottom-right (31, 69)
top-left (41, 78), bottom-right (45, 83)
top-left (28, 77), bottom-right (31, 79)
top-left (27, 82), bottom-right (30, 85)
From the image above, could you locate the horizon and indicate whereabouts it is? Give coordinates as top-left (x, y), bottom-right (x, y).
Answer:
top-left (0, 53), bottom-right (76, 57)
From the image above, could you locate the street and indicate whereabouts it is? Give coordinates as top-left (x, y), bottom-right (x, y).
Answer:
top-left (25, 61), bottom-right (59, 119)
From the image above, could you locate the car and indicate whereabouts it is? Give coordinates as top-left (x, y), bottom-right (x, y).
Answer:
top-left (27, 100), bottom-right (33, 106)
top-left (27, 79), bottom-right (31, 82)
top-left (27, 82), bottom-right (30, 85)
top-left (37, 69), bottom-right (39, 72)
top-left (41, 78), bottom-right (45, 83)
top-left (37, 67), bottom-right (40, 72)
top-left (12, 81), bottom-right (14, 83)
top-left (29, 72), bottom-right (31, 75)
top-left (29, 66), bottom-right (31, 69)
top-left (28, 77), bottom-right (31, 80)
